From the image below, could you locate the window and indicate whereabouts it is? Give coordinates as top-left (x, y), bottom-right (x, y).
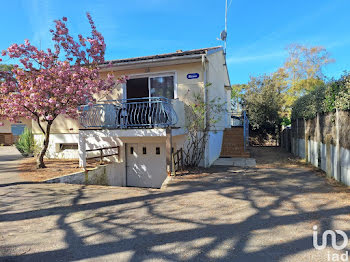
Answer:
top-left (156, 147), bottom-right (160, 155)
top-left (59, 143), bottom-right (78, 150)
top-left (130, 147), bottom-right (134, 154)
top-left (150, 76), bottom-right (174, 99)
top-left (11, 124), bottom-right (26, 136)
top-left (143, 147), bottom-right (147, 154)
top-left (126, 74), bottom-right (175, 100)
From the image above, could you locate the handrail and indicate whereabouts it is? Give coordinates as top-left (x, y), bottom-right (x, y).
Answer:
top-left (231, 110), bottom-right (249, 150)
top-left (79, 97), bottom-right (178, 129)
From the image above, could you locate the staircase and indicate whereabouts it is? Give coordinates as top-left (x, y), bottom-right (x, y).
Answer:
top-left (220, 127), bottom-right (250, 158)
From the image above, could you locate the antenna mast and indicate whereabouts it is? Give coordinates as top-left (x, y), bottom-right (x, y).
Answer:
top-left (224, 0), bottom-right (227, 52)
top-left (218, 0), bottom-right (228, 55)
top-left (217, 0), bottom-right (229, 54)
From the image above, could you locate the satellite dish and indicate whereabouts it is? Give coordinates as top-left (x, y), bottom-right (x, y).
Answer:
top-left (220, 30), bottom-right (227, 41)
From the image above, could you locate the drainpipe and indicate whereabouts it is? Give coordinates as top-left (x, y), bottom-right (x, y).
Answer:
top-left (202, 54), bottom-right (209, 167)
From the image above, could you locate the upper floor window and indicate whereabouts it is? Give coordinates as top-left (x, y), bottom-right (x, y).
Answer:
top-left (150, 76), bottom-right (174, 99)
top-left (126, 74), bottom-right (175, 100)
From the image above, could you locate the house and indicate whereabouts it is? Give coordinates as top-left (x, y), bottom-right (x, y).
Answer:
top-left (0, 119), bottom-right (32, 145)
top-left (32, 46), bottom-right (232, 188)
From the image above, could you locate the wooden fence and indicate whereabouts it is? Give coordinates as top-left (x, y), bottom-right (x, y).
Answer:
top-left (86, 146), bottom-right (120, 163)
top-left (172, 148), bottom-right (184, 174)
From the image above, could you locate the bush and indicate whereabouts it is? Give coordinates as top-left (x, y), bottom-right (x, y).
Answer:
top-left (291, 85), bottom-right (326, 120)
top-left (292, 72), bottom-right (350, 119)
top-left (15, 128), bottom-right (35, 157)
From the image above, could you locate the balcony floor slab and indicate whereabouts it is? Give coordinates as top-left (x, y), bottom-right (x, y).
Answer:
top-left (79, 127), bottom-right (186, 138)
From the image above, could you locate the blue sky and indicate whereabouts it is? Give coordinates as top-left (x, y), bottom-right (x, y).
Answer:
top-left (1, 0), bottom-right (350, 84)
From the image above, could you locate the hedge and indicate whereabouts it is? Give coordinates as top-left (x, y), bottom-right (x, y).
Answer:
top-left (292, 72), bottom-right (350, 120)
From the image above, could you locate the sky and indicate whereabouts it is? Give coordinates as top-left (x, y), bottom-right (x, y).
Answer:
top-left (1, 0), bottom-right (350, 84)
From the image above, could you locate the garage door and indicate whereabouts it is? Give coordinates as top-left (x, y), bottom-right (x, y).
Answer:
top-left (126, 143), bottom-right (167, 188)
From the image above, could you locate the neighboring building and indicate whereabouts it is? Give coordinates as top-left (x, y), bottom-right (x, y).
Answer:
top-left (0, 119), bottom-right (32, 145)
top-left (32, 46), bottom-right (232, 188)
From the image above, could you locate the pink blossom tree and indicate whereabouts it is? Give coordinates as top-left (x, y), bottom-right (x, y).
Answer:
top-left (0, 13), bottom-right (124, 168)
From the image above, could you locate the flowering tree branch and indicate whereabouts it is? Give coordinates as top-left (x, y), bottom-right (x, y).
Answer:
top-left (0, 13), bottom-right (126, 168)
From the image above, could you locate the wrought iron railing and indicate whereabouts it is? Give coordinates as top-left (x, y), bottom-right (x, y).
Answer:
top-left (243, 111), bottom-right (250, 151)
top-left (79, 97), bottom-right (178, 129)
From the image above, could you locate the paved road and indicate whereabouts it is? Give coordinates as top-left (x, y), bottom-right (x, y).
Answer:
top-left (1, 147), bottom-right (350, 261)
top-left (0, 146), bottom-right (24, 186)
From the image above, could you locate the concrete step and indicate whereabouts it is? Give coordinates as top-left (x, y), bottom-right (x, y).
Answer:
top-left (213, 157), bottom-right (256, 167)
top-left (220, 153), bottom-right (251, 158)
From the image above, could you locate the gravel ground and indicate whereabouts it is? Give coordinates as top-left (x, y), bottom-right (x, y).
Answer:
top-left (1, 147), bottom-right (350, 261)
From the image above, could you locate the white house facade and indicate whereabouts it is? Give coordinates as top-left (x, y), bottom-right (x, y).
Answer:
top-left (33, 46), bottom-right (232, 188)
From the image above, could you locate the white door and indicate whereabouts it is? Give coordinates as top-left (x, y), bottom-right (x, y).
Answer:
top-left (126, 143), bottom-right (167, 188)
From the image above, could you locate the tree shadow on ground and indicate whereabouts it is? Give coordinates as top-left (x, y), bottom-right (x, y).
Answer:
top-left (1, 149), bottom-right (350, 261)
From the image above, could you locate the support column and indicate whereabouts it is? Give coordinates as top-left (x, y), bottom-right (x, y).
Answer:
top-left (305, 118), bottom-right (308, 162)
top-left (78, 133), bottom-right (86, 168)
top-left (166, 127), bottom-right (174, 176)
top-left (296, 118), bottom-right (299, 156)
top-left (316, 113), bottom-right (321, 168)
top-left (335, 109), bottom-right (341, 181)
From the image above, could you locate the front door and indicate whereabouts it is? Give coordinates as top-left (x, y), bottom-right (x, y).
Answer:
top-left (126, 143), bottom-right (167, 188)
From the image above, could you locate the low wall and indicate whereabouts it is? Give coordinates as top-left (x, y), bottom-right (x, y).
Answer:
top-left (208, 130), bottom-right (224, 166)
top-left (45, 163), bottom-right (126, 186)
top-left (288, 110), bottom-right (350, 186)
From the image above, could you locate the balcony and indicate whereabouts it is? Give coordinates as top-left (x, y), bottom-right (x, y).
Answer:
top-left (79, 97), bottom-right (178, 129)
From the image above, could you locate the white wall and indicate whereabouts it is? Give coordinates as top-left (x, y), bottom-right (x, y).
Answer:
top-left (208, 131), bottom-right (224, 166)
top-left (340, 147), bottom-right (350, 186)
top-left (206, 50), bottom-right (231, 131)
top-left (34, 133), bottom-right (80, 159)
top-left (292, 137), bottom-right (350, 186)
top-left (46, 163), bottom-right (126, 187)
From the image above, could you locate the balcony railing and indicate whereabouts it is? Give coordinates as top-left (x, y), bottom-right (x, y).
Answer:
top-left (79, 97), bottom-right (178, 129)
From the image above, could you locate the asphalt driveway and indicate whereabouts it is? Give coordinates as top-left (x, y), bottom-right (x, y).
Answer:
top-left (0, 146), bottom-right (24, 186)
top-left (1, 147), bottom-right (350, 261)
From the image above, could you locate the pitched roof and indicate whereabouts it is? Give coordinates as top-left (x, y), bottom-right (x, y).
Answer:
top-left (102, 46), bottom-right (223, 66)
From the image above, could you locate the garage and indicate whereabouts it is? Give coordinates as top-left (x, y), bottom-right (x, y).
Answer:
top-left (126, 143), bottom-right (167, 188)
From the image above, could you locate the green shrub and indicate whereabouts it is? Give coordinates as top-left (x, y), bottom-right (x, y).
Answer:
top-left (291, 84), bottom-right (326, 120)
top-left (15, 128), bottom-right (35, 157)
top-left (292, 72), bottom-right (350, 120)
top-left (334, 73), bottom-right (350, 111)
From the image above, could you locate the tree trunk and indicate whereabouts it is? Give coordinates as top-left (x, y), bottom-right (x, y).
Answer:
top-left (36, 122), bottom-right (52, 169)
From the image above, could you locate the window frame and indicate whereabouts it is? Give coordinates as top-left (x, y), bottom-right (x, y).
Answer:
top-left (59, 143), bottom-right (78, 151)
top-left (123, 71), bottom-right (177, 100)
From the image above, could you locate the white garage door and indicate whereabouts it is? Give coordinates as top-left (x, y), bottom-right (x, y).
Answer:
top-left (126, 143), bottom-right (167, 188)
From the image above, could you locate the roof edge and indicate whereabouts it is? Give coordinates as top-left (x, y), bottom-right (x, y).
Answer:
top-left (101, 46), bottom-right (223, 67)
